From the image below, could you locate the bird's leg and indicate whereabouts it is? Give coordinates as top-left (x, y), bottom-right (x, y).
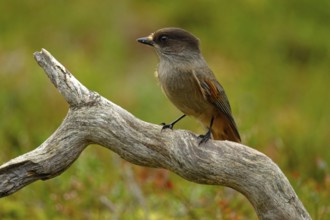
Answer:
top-left (161, 114), bottom-right (186, 130)
top-left (199, 115), bottom-right (214, 144)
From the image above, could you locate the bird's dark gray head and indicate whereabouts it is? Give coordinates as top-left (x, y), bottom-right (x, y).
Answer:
top-left (137, 27), bottom-right (200, 56)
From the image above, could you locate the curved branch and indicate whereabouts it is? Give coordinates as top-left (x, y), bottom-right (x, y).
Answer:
top-left (0, 49), bottom-right (311, 220)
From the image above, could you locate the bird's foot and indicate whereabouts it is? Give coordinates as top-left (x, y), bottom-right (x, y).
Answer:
top-left (161, 114), bottom-right (186, 131)
top-left (198, 130), bottom-right (212, 145)
top-left (161, 122), bottom-right (174, 130)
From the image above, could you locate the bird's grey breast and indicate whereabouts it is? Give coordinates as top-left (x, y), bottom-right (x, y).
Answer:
top-left (157, 61), bottom-right (210, 116)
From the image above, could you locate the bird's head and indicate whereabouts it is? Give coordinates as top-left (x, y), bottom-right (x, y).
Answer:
top-left (137, 27), bottom-right (200, 58)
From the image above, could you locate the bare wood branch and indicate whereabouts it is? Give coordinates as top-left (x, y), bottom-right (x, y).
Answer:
top-left (0, 49), bottom-right (311, 220)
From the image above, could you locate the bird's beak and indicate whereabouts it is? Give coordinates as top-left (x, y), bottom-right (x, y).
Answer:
top-left (137, 35), bottom-right (154, 46)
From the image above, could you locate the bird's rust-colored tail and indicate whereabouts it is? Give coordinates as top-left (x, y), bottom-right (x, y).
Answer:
top-left (211, 115), bottom-right (241, 143)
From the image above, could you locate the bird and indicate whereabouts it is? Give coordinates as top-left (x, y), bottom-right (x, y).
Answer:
top-left (137, 27), bottom-right (241, 144)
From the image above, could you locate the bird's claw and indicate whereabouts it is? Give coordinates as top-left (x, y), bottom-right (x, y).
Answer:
top-left (198, 131), bottom-right (212, 145)
top-left (161, 122), bottom-right (174, 130)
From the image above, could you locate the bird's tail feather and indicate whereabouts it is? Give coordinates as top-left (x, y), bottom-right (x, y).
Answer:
top-left (211, 116), bottom-right (241, 143)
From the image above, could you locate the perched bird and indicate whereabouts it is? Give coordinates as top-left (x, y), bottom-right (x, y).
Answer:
top-left (137, 27), bottom-right (241, 143)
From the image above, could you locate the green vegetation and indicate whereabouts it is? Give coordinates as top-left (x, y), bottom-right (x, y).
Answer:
top-left (0, 0), bottom-right (329, 219)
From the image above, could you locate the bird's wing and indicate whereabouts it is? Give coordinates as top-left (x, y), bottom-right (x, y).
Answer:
top-left (200, 79), bottom-right (233, 115)
top-left (194, 69), bottom-right (240, 140)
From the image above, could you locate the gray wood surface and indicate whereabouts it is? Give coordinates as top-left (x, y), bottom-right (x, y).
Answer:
top-left (0, 49), bottom-right (311, 220)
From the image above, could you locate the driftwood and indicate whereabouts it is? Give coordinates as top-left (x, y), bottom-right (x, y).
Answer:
top-left (0, 49), bottom-right (311, 220)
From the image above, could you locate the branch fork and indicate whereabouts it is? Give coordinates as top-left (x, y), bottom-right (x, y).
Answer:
top-left (0, 49), bottom-right (311, 220)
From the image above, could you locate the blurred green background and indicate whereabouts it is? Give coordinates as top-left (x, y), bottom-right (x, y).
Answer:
top-left (0, 0), bottom-right (329, 219)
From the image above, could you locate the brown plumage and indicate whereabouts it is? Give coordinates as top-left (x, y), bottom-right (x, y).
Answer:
top-left (137, 27), bottom-right (241, 143)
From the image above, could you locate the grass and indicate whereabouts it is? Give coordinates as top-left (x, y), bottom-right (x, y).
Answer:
top-left (0, 0), bottom-right (329, 219)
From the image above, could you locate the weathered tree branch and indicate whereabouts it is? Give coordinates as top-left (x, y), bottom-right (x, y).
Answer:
top-left (0, 49), bottom-right (311, 219)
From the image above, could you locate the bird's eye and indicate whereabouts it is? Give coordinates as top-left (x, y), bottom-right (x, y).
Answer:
top-left (159, 35), bottom-right (168, 42)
